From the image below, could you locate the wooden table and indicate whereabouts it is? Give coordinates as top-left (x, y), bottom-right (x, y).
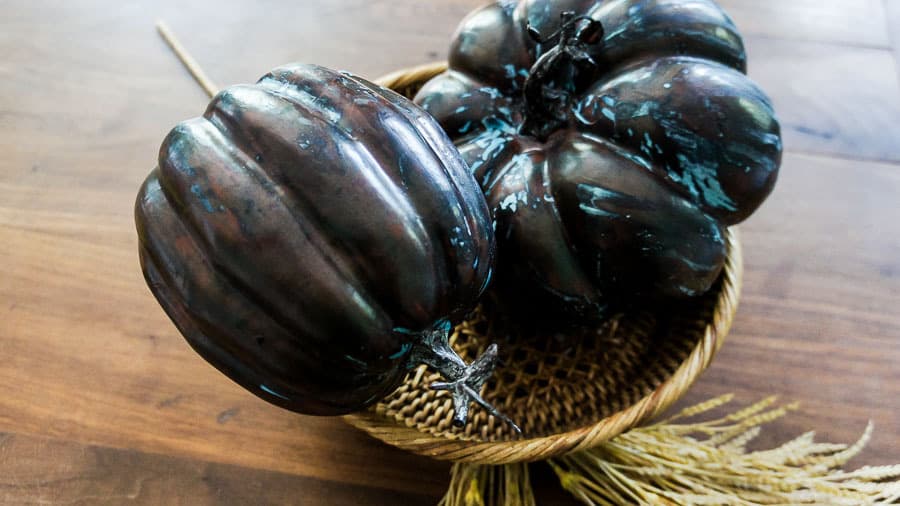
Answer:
top-left (2, 0), bottom-right (898, 503)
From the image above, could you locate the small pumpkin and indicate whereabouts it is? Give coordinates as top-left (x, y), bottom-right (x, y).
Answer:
top-left (135, 64), bottom-right (510, 427)
top-left (415, 0), bottom-right (782, 321)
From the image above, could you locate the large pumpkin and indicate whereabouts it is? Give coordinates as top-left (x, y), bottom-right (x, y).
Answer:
top-left (135, 64), bottom-right (497, 418)
top-left (415, 0), bottom-right (782, 321)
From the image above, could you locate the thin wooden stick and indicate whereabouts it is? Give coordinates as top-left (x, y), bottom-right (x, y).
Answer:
top-left (156, 19), bottom-right (220, 98)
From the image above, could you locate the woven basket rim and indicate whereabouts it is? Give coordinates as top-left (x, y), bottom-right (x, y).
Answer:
top-left (344, 63), bottom-right (744, 465)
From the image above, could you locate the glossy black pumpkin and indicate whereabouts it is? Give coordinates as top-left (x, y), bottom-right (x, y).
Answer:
top-left (414, 0), bottom-right (783, 321)
top-left (135, 64), bottom-right (496, 417)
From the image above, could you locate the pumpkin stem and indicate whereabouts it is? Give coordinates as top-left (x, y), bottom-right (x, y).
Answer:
top-left (520, 11), bottom-right (604, 141)
top-left (408, 323), bottom-right (522, 434)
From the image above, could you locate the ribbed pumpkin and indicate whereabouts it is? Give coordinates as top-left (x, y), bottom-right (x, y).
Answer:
top-left (135, 64), bottom-right (499, 419)
top-left (414, 0), bottom-right (782, 322)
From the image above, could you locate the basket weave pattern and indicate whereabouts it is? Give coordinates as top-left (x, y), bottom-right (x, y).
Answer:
top-left (344, 64), bottom-right (743, 465)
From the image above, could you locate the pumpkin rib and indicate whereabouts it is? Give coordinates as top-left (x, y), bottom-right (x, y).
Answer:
top-left (412, 70), bottom-right (526, 144)
top-left (588, 0), bottom-right (747, 74)
top-left (547, 134), bottom-right (727, 299)
top-left (448, 0), bottom-right (531, 94)
top-left (157, 117), bottom-right (398, 351)
top-left (484, 142), bottom-right (605, 316)
top-left (140, 243), bottom-right (397, 415)
top-left (346, 70), bottom-right (485, 237)
top-left (393, 113), bottom-right (479, 308)
top-left (136, 176), bottom-right (370, 415)
top-left (256, 73), bottom-right (444, 285)
top-left (356, 73), bottom-right (497, 315)
top-left (202, 102), bottom-right (401, 321)
top-left (533, 139), bottom-right (603, 306)
top-left (332, 71), bottom-right (472, 316)
top-left (577, 56), bottom-right (781, 225)
top-left (250, 79), bottom-right (454, 327)
top-left (145, 154), bottom-right (353, 358)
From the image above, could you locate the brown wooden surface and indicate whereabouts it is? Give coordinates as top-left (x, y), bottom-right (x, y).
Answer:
top-left (1, 0), bottom-right (898, 504)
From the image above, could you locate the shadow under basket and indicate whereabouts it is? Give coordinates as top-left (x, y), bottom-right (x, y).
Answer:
top-left (344, 62), bottom-right (743, 466)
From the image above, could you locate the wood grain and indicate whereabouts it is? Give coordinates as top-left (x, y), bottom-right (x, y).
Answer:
top-left (1, 0), bottom-right (899, 504)
top-left (720, 0), bottom-right (891, 47)
top-left (746, 37), bottom-right (900, 163)
top-left (888, 0), bottom-right (900, 72)
top-left (0, 431), bottom-right (438, 505)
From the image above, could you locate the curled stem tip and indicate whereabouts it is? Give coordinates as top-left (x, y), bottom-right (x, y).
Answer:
top-left (409, 326), bottom-right (521, 434)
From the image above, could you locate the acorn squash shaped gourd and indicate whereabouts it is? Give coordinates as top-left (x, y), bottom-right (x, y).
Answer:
top-left (414, 0), bottom-right (783, 321)
top-left (135, 64), bottom-right (502, 422)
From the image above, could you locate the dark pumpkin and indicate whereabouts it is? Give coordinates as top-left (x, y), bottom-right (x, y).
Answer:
top-left (135, 64), bottom-right (497, 418)
top-left (414, 0), bottom-right (782, 321)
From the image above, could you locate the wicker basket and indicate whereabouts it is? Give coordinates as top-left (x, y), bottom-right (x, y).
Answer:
top-left (343, 63), bottom-right (743, 466)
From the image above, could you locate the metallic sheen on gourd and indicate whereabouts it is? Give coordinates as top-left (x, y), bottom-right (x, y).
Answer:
top-left (135, 64), bottom-right (514, 428)
top-left (414, 0), bottom-right (783, 321)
